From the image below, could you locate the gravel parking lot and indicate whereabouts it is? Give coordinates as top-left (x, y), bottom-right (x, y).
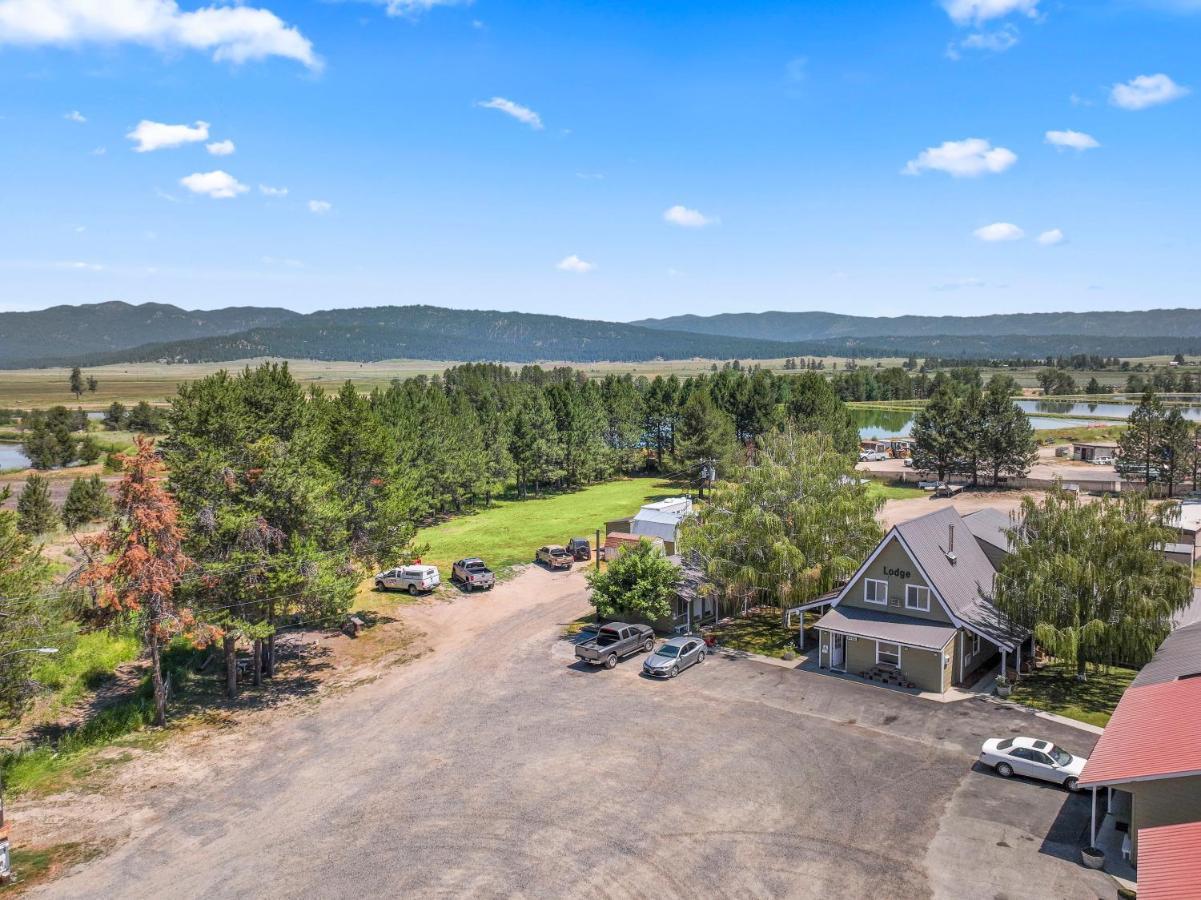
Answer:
top-left (41, 568), bottom-right (1114, 899)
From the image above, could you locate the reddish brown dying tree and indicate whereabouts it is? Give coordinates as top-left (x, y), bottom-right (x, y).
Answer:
top-left (80, 435), bottom-right (203, 726)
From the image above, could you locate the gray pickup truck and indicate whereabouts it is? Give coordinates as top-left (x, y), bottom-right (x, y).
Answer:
top-left (574, 622), bottom-right (655, 669)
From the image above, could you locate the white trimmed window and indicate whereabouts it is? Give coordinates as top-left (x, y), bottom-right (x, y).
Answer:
top-left (864, 578), bottom-right (888, 606)
top-left (905, 585), bottom-right (931, 612)
top-left (877, 641), bottom-right (901, 667)
top-left (969, 633), bottom-right (981, 657)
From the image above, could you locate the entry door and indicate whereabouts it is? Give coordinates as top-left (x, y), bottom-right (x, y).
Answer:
top-left (831, 634), bottom-right (846, 670)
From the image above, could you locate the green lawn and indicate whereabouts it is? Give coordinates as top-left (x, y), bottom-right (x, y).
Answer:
top-left (707, 610), bottom-right (799, 659)
top-left (866, 480), bottom-right (927, 501)
top-left (1007, 662), bottom-right (1138, 728)
top-left (415, 477), bottom-right (682, 575)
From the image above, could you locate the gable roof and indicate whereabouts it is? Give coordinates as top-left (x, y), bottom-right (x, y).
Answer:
top-left (1131, 619), bottom-right (1201, 688)
top-left (890, 507), bottom-right (1027, 649)
top-left (1079, 677), bottom-right (1201, 787)
top-left (813, 605), bottom-right (957, 652)
top-left (962, 507), bottom-right (1013, 556)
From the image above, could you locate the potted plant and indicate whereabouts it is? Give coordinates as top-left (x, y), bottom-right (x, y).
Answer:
top-left (995, 675), bottom-right (1012, 698)
top-left (1081, 846), bottom-right (1105, 870)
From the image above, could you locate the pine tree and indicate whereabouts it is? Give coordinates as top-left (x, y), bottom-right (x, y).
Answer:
top-left (1117, 391), bottom-right (1168, 485)
top-left (17, 474), bottom-right (58, 535)
top-left (978, 380), bottom-right (1038, 486)
top-left (1160, 409), bottom-right (1194, 498)
top-left (674, 390), bottom-right (737, 497)
top-left (62, 474), bottom-right (113, 530)
top-left (911, 387), bottom-right (962, 481)
top-left (68, 366), bottom-right (84, 399)
top-left (81, 437), bottom-right (197, 725)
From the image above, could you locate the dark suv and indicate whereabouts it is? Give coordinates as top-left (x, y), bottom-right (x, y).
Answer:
top-left (567, 537), bottom-right (592, 561)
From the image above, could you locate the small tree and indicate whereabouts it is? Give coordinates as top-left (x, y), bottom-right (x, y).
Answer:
top-left (978, 380), bottom-right (1038, 486)
top-left (586, 539), bottom-right (679, 623)
top-left (1118, 390), bottom-right (1167, 485)
top-left (993, 488), bottom-right (1190, 679)
top-left (62, 474), bottom-right (114, 531)
top-left (69, 366), bottom-right (84, 400)
top-left (80, 436), bottom-right (198, 725)
top-left (102, 401), bottom-right (127, 431)
top-left (86, 375), bottom-right (98, 393)
top-left (1160, 409), bottom-right (1195, 498)
top-left (17, 474), bottom-right (58, 535)
top-left (911, 386), bottom-right (962, 481)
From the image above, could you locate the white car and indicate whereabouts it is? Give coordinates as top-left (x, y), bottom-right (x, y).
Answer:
top-left (375, 564), bottom-right (440, 595)
top-left (979, 736), bottom-right (1087, 791)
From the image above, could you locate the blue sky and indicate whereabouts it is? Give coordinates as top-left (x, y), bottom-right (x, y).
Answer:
top-left (0, 0), bottom-right (1198, 321)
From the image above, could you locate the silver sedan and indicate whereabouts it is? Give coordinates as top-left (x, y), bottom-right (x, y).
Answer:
top-left (643, 636), bottom-right (705, 678)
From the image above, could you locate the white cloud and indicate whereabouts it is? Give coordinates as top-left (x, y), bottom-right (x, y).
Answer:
top-left (63, 109), bottom-right (86, 123)
top-left (663, 205), bottom-right (718, 228)
top-left (0, 0), bottom-right (320, 69)
top-left (1045, 129), bottom-right (1100, 151)
top-left (973, 222), bottom-right (1024, 242)
top-left (1037, 228), bottom-right (1066, 245)
top-left (262, 255), bottom-right (303, 268)
top-left (180, 170), bottom-right (248, 199)
top-left (380, 0), bottom-right (467, 16)
top-left (476, 97), bottom-right (543, 130)
top-left (903, 138), bottom-right (1017, 177)
top-left (308, 199), bottom-right (332, 214)
top-left (127, 119), bottom-right (209, 152)
top-left (206, 139), bottom-right (235, 156)
top-left (89, 146), bottom-right (106, 155)
top-left (556, 255), bottom-right (595, 274)
top-left (941, 0), bottom-right (1039, 25)
top-left (947, 24), bottom-right (1019, 58)
top-left (56, 260), bottom-right (103, 271)
top-left (259, 184), bottom-right (288, 197)
top-left (1110, 74), bottom-right (1190, 110)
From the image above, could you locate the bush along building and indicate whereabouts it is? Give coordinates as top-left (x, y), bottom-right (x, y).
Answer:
top-left (810, 507), bottom-right (1030, 693)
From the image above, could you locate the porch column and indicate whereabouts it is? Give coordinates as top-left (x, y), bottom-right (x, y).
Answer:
top-left (1090, 788), bottom-right (1097, 848)
top-left (1015, 642), bottom-right (1022, 681)
top-left (1001, 648), bottom-right (1007, 680)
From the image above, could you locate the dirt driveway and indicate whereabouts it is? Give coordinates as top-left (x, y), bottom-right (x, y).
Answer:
top-left (33, 567), bottom-right (1113, 899)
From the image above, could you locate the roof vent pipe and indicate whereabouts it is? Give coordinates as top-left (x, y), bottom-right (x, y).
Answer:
top-left (946, 523), bottom-right (957, 564)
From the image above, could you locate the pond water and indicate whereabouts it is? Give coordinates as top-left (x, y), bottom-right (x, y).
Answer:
top-left (853, 407), bottom-right (1114, 440)
top-left (0, 443), bottom-right (31, 470)
top-left (1014, 399), bottom-right (1201, 422)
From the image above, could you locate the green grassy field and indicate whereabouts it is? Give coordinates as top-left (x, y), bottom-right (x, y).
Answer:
top-left (1007, 662), bottom-right (1137, 728)
top-left (415, 477), bottom-right (682, 575)
top-left (866, 481), bottom-right (926, 501)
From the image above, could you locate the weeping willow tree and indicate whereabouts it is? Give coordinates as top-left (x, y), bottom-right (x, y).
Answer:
top-left (679, 427), bottom-right (883, 621)
top-left (992, 487), bottom-right (1191, 679)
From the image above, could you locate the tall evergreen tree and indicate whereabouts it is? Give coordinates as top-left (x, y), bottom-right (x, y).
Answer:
top-left (674, 389), bottom-right (737, 497)
top-left (1160, 408), bottom-right (1194, 498)
top-left (68, 366), bottom-right (84, 399)
top-left (1117, 390), bottom-right (1168, 485)
top-left (911, 387), bottom-right (962, 481)
top-left (977, 380), bottom-right (1038, 486)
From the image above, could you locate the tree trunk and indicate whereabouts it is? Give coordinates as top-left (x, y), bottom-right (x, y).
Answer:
top-left (224, 634), bottom-right (238, 699)
top-left (1076, 656), bottom-right (1088, 682)
top-left (252, 638), bottom-right (263, 687)
top-left (149, 628), bottom-right (167, 727)
top-left (265, 633), bottom-right (275, 678)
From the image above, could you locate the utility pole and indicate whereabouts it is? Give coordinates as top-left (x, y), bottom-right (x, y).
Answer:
top-left (594, 529), bottom-right (601, 572)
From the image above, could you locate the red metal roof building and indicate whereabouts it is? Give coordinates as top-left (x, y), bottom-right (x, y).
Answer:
top-left (1135, 821), bottom-right (1201, 900)
top-left (1079, 677), bottom-right (1201, 788)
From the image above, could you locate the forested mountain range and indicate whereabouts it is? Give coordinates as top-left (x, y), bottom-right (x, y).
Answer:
top-left (634, 308), bottom-right (1201, 341)
top-left (5, 302), bottom-right (1201, 366)
top-left (0, 302), bottom-right (300, 367)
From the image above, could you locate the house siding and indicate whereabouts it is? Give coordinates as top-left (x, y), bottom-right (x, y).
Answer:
top-left (900, 644), bottom-right (947, 693)
top-left (1128, 775), bottom-right (1201, 863)
top-left (839, 538), bottom-right (954, 626)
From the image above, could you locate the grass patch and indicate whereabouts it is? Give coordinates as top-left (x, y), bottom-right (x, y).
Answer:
top-left (708, 611), bottom-right (798, 659)
top-left (415, 477), bottom-right (681, 576)
top-left (3, 843), bottom-right (100, 893)
top-left (1039, 424), bottom-right (1127, 445)
top-left (1007, 662), bottom-right (1137, 728)
top-left (30, 628), bottom-right (141, 712)
top-left (866, 480), bottom-right (926, 501)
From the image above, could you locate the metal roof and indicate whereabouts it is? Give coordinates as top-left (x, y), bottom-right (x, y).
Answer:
top-left (1078, 677), bottom-right (1201, 787)
top-left (813, 605), bottom-right (957, 652)
top-left (1135, 821), bottom-right (1201, 900)
top-left (1177, 589), bottom-right (1201, 630)
top-left (633, 508), bottom-right (687, 526)
top-left (962, 507), bottom-right (1014, 554)
top-left (1131, 620), bottom-right (1201, 688)
top-left (892, 507), bottom-right (1028, 649)
top-left (1172, 501), bottom-right (1201, 534)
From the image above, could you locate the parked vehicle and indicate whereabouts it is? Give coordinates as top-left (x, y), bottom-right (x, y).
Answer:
top-left (574, 622), bottom-right (655, 668)
top-left (451, 557), bottom-right (495, 591)
top-left (643, 635), bottom-right (705, 678)
top-left (858, 451), bottom-right (888, 462)
top-left (934, 482), bottom-right (965, 497)
top-left (979, 736), bottom-right (1087, 791)
top-left (375, 564), bottom-right (440, 595)
top-left (566, 537), bottom-right (592, 561)
top-left (535, 545), bottom-right (574, 569)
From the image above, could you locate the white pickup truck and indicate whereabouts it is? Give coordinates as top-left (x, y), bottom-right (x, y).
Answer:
top-left (375, 564), bottom-right (440, 595)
